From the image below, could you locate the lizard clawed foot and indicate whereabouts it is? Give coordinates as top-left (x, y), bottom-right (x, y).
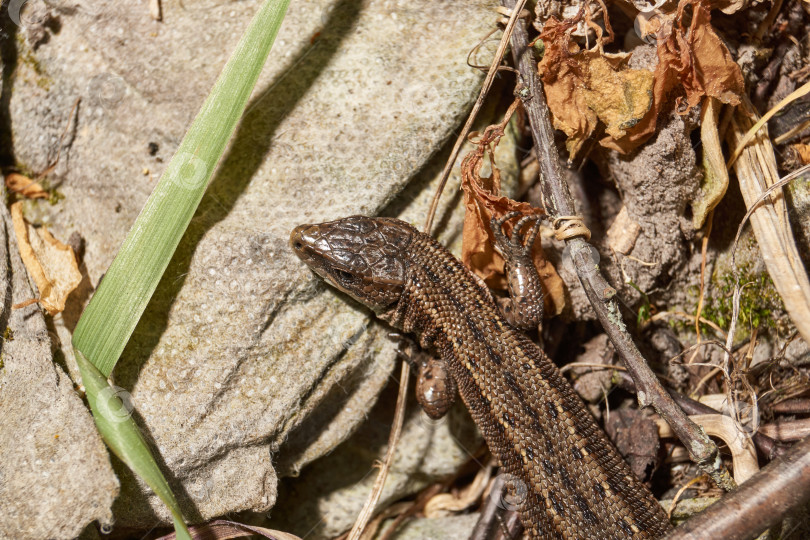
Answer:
top-left (490, 211), bottom-right (543, 261)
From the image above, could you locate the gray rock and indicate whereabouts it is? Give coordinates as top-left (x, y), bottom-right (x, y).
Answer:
top-left (0, 203), bottom-right (118, 540)
top-left (8, 0), bottom-right (507, 529)
top-left (384, 514), bottom-right (480, 540)
top-left (267, 383), bottom-right (484, 539)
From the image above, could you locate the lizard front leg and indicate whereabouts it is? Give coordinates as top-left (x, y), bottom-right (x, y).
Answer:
top-left (490, 212), bottom-right (545, 331)
top-left (415, 354), bottom-right (457, 420)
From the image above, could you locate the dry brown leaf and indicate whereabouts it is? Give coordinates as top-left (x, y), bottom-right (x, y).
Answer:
top-left (610, 0), bottom-right (744, 152)
top-left (11, 202), bottom-right (82, 315)
top-left (793, 143), bottom-right (810, 164)
top-left (711, 0), bottom-right (751, 15)
top-left (537, 16), bottom-right (654, 158)
top-left (540, 0), bottom-right (744, 154)
top-left (460, 103), bottom-right (565, 316)
top-left (4, 172), bottom-right (48, 199)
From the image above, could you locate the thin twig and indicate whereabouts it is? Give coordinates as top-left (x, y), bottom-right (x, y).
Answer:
top-left (648, 311), bottom-right (727, 338)
top-left (499, 0), bottom-right (734, 491)
top-left (559, 362), bottom-right (626, 374)
top-left (423, 0), bottom-right (528, 234)
top-left (663, 435), bottom-right (810, 540)
top-left (346, 361), bottom-right (410, 540)
top-left (688, 210), bottom-right (713, 366)
top-left (617, 373), bottom-right (789, 461)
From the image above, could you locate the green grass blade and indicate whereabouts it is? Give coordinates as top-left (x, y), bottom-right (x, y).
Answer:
top-left (75, 349), bottom-right (192, 539)
top-left (73, 0), bottom-right (290, 376)
top-left (70, 0), bottom-right (290, 535)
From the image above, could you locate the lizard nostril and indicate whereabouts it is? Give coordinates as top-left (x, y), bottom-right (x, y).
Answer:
top-left (290, 225), bottom-right (311, 253)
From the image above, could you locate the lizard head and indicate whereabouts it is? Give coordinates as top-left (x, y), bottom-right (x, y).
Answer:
top-left (290, 216), bottom-right (415, 312)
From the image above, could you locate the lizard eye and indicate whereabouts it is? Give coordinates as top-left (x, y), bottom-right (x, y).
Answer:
top-left (335, 269), bottom-right (355, 282)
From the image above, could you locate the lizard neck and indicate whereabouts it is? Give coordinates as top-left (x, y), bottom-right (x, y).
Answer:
top-left (382, 233), bottom-right (496, 351)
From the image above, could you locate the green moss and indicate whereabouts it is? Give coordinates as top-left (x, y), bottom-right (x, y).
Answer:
top-left (47, 188), bottom-right (65, 205)
top-left (15, 35), bottom-right (52, 89)
top-left (700, 267), bottom-right (786, 339)
top-left (533, 39), bottom-right (545, 61)
top-left (628, 281), bottom-right (652, 327)
top-left (3, 327), bottom-right (13, 342)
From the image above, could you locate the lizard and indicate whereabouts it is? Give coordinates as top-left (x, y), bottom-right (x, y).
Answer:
top-left (289, 213), bottom-right (673, 539)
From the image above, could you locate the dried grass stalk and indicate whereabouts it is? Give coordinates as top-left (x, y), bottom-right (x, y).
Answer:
top-left (725, 97), bottom-right (810, 344)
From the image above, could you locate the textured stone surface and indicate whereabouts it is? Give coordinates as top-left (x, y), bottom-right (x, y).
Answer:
top-left (0, 202), bottom-right (118, 540)
top-left (6, 0), bottom-right (506, 529)
top-left (385, 514), bottom-right (480, 540)
top-left (268, 381), bottom-right (484, 539)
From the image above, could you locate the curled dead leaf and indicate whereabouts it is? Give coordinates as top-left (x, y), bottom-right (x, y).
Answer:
top-left (4, 172), bottom-right (48, 199)
top-left (11, 202), bottom-right (82, 315)
top-left (538, 14), bottom-right (655, 158)
top-left (460, 102), bottom-right (565, 316)
top-left (692, 97), bottom-right (730, 228)
top-left (539, 0), bottom-right (744, 155)
top-left (610, 0), bottom-right (744, 151)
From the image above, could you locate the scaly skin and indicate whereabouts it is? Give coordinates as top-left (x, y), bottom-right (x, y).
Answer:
top-left (290, 215), bottom-right (672, 539)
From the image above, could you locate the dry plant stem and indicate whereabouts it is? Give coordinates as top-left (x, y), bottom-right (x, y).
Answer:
top-left (499, 0), bottom-right (733, 491)
top-left (377, 486), bottom-right (444, 540)
top-left (423, 0), bottom-right (528, 234)
top-left (771, 398), bottom-right (810, 415)
top-left (725, 160), bottom-right (810, 353)
top-left (760, 418), bottom-right (810, 442)
top-left (667, 475), bottom-right (708, 519)
top-left (774, 117), bottom-right (810, 145)
top-left (687, 210), bottom-right (714, 366)
top-left (617, 372), bottom-right (788, 460)
top-left (663, 435), bottom-right (810, 540)
top-left (346, 361), bottom-right (410, 540)
top-left (727, 79), bottom-right (810, 168)
top-left (469, 476), bottom-right (523, 540)
top-left (655, 414), bottom-right (759, 484)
